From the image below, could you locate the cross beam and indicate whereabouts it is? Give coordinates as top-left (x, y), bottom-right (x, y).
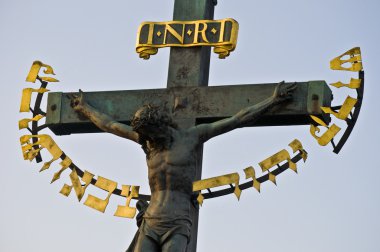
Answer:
top-left (46, 81), bottom-right (332, 135)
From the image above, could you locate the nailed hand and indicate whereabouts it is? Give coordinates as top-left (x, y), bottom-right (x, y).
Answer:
top-left (68, 89), bottom-right (85, 111)
top-left (273, 81), bottom-right (297, 103)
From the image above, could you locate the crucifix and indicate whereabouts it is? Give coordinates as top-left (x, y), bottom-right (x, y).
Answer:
top-left (43, 0), bottom-right (332, 251)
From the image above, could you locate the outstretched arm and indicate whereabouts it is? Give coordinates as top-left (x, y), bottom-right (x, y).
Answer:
top-left (192, 82), bottom-right (296, 143)
top-left (69, 90), bottom-right (139, 143)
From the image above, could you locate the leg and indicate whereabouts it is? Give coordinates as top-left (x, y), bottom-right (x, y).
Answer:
top-left (134, 232), bottom-right (159, 252)
top-left (162, 234), bottom-right (188, 252)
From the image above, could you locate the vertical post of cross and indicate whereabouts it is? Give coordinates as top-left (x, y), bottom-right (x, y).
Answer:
top-left (167, 0), bottom-right (215, 88)
top-left (167, 0), bottom-right (216, 251)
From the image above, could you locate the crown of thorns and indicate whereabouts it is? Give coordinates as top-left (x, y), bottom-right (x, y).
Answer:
top-left (131, 104), bottom-right (176, 130)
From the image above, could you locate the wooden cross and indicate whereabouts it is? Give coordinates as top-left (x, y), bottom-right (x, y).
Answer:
top-left (45, 1), bottom-right (332, 251)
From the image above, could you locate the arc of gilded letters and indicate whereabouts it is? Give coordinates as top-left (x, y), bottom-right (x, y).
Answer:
top-left (84, 176), bottom-right (118, 213)
top-left (114, 185), bottom-right (140, 218)
top-left (20, 61), bottom-right (146, 218)
top-left (309, 47), bottom-right (362, 150)
top-left (193, 173), bottom-right (241, 205)
top-left (193, 139), bottom-right (308, 201)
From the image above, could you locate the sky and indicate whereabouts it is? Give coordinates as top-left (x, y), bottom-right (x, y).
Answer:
top-left (1, 0), bottom-right (379, 251)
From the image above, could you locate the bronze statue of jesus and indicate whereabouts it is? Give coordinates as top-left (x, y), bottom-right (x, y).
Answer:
top-left (70, 82), bottom-right (296, 252)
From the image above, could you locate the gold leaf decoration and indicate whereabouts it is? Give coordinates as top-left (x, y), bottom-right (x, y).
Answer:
top-left (330, 47), bottom-right (363, 72)
top-left (26, 61), bottom-right (59, 83)
top-left (84, 176), bottom-right (117, 213)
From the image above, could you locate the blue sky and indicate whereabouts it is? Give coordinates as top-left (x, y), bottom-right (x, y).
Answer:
top-left (1, 0), bottom-right (379, 251)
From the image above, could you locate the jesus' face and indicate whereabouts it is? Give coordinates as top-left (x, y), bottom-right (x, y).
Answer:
top-left (131, 105), bottom-right (172, 139)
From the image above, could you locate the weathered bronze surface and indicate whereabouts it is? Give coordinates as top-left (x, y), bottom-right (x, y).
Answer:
top-left (46, 81), bottom-right (332, 135)
top-left (69, 82), bottom-right (296, 252)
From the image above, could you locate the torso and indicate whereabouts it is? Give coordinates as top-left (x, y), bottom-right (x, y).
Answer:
top-left (145, 128), bottom-right (199, 218)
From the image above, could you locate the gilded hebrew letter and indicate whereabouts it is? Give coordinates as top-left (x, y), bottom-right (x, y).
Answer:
top-left (243, 166), bottom-right (261, 192)
top-left (20, 135), bottom-right (41, 161)
top-left (259, 149), bottom-right (297, 176)
top-left (321, 96), bottom-right (357, 120)
top-left (21, 146), bottom-right (41, 161)
top-left (114, 185), bottom-right (140, 219)
top-left (50, 156), bottom-right (72, 183)
top-left (310, 115), bottom-right (341, 146)
top-left (330, 78), bottom-right (362, 89)
top-left (20, 88), bottom-right (49, 112)
top-left (37, 135), bottom-right (64, 170)
top-left (18, 114), bottom-right (44, 130)
top-left (330, 47), bottom-right (363, 72)
top-left (26, 60), bottom-right (59, 83)
top-left (19, 134), bottom-right (62, 164)
top-left (84, 176), bottom-right (117, 213)
top-left (60, 169), bottom-right (94, 202)
top-left (193, 173), bottom-right (241, 205)
top-left (288, 139), bottom-right (308, 162)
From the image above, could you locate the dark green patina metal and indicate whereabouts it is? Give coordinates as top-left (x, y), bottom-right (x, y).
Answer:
top-left (167, 2), bottom-right (213, 251)
top-left (46, 81), bottom-right (332, 135)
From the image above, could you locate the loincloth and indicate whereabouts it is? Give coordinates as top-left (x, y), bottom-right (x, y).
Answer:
top-left (140, 216), bottom-right (192, 245)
